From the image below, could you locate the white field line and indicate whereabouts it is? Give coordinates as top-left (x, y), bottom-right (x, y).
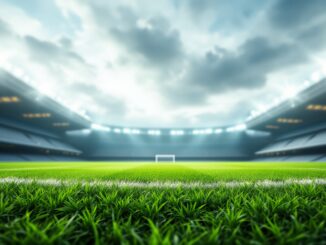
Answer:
top-left (1, 177), bottom-right (326, 188)
top-left (0, 166), bottom-right (75, 171)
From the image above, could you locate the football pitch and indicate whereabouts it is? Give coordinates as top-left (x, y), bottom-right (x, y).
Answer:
top-left (1, 161), bottom-right (326, 181)
top-left (0, 162), bottom-right (326, 244)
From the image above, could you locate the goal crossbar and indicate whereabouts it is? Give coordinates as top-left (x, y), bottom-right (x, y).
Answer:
top-left (155, 154), bottom-right (175, 163)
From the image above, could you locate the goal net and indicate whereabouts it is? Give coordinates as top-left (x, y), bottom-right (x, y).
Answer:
top-left (155, 154), bottom-right (175, 163)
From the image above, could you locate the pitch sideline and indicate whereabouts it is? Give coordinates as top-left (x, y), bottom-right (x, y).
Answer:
top-left (1, 177), bottom-right (326, 188)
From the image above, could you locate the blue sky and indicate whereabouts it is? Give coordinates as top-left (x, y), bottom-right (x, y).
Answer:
top-left (0, 0), bottom-right (325, 127)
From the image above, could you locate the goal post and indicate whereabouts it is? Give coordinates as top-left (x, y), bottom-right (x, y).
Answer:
top-left (155, 154), bottom-right (175, 163)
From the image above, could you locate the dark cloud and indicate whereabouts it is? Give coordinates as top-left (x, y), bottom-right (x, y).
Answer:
top-left (58, 37), bottom-right (73, 49)
top-left (88, 3), bottom-right (138, 30)
top-left (0, 19), bottom-right (15, 38)
top-left (80, 2), bottom-right (184, 67)
top-left (111, 19), bottom-right (183, 66)
top-left (268, 0), bottom-right (326, 50)
top-left (297, 23), bottom-right (326, 51)
top-left (184, 0), bottom-right (216, 16)
top-left (185, 37), bottom-right (307, 93)
top-left (159, 36), bottom-right (308, 109)
top-left (24, 36), bottom-right (86, 65)
top-left (0, 19), bottom-right (10, 36)
top-left (269, 0), bottom-right (326, 30)
top-left (182, 0), bottom-right (267, 31)
top-left (162, 85), bottom-right (207, 107)
top-left (185, 0), bottom-right (262, 17)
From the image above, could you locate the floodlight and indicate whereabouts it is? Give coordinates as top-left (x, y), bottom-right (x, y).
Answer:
top-left (11, 67), bottom-right (24, 79)
top-left (179, 130), bottom-right (185, 135)
top-left (81, 129), bottom-right (91, 134)
top-left (215, 128), bottom-right (223, 134)
top-left (233, 124), bottom-right (247, 131)
top-left (303, 80), bottom-right (312, 88)
top-left (148, 130), bottom-right (161, 135)
top-left (311, 72), bottom-right (321, 82)
top-left (131, 129), bottom-right (141, 134)
top-left (283, 85), bottom-right (299, 99)
top-left (0, 96), bottom-right (20, 103)
top-left (123, 128), bottom-right (131, 134)
top-left (23, 113), bottom-right (51, 118)
top-left (204, 128), bottom-right (213, 134)
top-left (170, 130), bottom-right (184, 136)
top-left (226, 124), bottom-right (247, 132)
top-left (114, 128), bottom-right (121, 134)
top-left (195, 129), bottom-right (204, 135)
top-left (91, 124), bottom-right (111, 132)
top-left (91, 124), bottom-right (102, 130)
top-left (192, 130), bottom-right (199, 135)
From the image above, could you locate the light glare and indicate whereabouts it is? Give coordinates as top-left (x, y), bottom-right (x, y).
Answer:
top-left (91, 124), bottom-right (111, 132)
top-left (114, 128), bottom-right (121, 134)
top-left (170, 130), bottom-right (184, 136)
top-left (148, 130), bottom-right (161, 135)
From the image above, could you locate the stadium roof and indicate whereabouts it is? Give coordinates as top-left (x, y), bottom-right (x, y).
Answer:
top-left (247, 79), bottom-right (326, 136)
top-left (1, 68), bottom-right (326, 138)
top-left (0, 69), bottom-right (91, 134)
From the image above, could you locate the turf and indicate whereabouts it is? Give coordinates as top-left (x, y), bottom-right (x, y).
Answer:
top-left (0, 162), bottom-right (326, 244)
top-left (0, 162), bottom-right (326, 182)
top-left (1, 182), bottom-right (326, 244)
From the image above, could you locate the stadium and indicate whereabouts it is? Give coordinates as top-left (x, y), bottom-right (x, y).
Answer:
top-left (1, 70), bottom-right (326, 163)
top-left (1, 0), bottom-right (326, 244)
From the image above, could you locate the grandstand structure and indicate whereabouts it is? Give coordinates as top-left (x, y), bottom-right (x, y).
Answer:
top-left (0, 68), bottom-right (326, 162)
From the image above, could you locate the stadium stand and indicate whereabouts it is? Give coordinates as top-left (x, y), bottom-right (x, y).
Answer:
top-left (0, 125), bottom-right (81, 154)
top-left (0, 70), bottom-right (87, 161)
top-left (0, 126), bottom-right (32, 146)
top-left (249, 79), bottom-right (326, 162)
top-left (66, 132), bottom-right (268, 160)
top-left (316, 155), bottom-right (326, 162)
top-left (0, 154), bottom-right (25, 162)
top-left (0, 68), bottom-right (325, 162)
top-left (255, 127), bottom-right (326, 161)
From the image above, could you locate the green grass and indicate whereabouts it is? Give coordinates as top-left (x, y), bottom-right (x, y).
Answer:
top-left (0, 162), bottom-right (326, 182)
top-left (0, 162), bottom-right (326, 244)
top-left (1, 182), bottom-right (326, 244)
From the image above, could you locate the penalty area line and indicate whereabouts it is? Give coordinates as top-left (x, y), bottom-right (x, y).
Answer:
top-left (1, 177), bottom-right (326, 188)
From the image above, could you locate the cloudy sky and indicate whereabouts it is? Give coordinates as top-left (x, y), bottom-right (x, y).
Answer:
top-left (0, 0), bottom-right (326, 127)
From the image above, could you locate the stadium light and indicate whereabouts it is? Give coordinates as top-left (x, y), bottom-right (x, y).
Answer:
top-left (123, 128), bottom-right (141, 134)
top-left (123, 128), bottom-right (131, 134)
top-left (192, 130), bottom-right (199, 135)
top-left (236, 124), bottom-right (247, 131)
top-left (193, 128), bottom-right (213, 135)
top-left (215, 128), bottom-right (223, 134)
top-left (131, 129), bottom-right (141, 134)
top-left (204, 128), bottom-right (213, 134)
top-left (311, 72), bottom-right (321, 82)
top-left (226, 124), bottom-right (247, 132)
top-left (226, 127), bottom-right (235, 132)
top-left (303, 80), bottom-right (312, 88)
top-left (283, 85), bottom-right (300, 99)
top-left (75, 128), bottom-right (92, 135)
top-left (170, 130), bottom-right (184, 136)
top-left (148, 130), bottom-right (161, 135)
top-left (91, 124), bottom-right (111, 132)
top-left (113, 128), bottom-right (121, 134)
top-left (198, 130), bottom-right (205, 135)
